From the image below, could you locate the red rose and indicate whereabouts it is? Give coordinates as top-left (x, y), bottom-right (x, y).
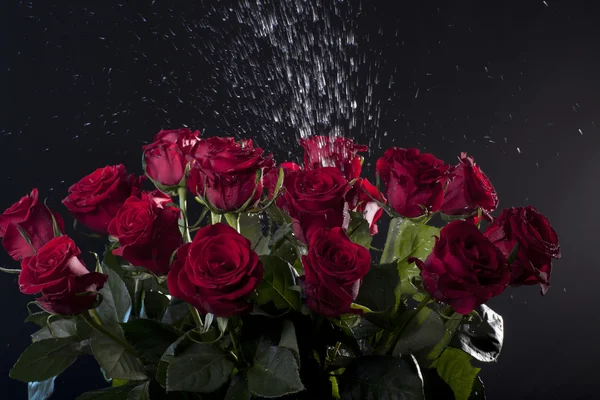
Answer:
top-left (264, 162), bottom-right (301, 204)
top-left (413, 221), bottom-right (510, 314)
top-left (299, 136), bottom-right (368, 180)
top-left (0, 189), bottom-right (64, 260)
top-left (167, 223), bottom-right (263, 317)
top-left (376, 148), bottom-right (450, 218)
top-left (108, 191), bottom-right (182, 275)
top-left (484, 206), bottom-right (560, 294)
top-left (301, 228), bottom-right (371, 317)
top-left (63, 165), bottom-right (143, 234)
top-left (143, 128), bottom-right (200, 188)
top-left (441, 153), bottom-right (498, 216)
top-left (187, 137), bottom-right (274, 212)
top-left (19, 235), bottom-right (107, 315)
top-left (346, 178), bottom-right (386, 235)
top-left (280, 167), bottom-right (351, 243)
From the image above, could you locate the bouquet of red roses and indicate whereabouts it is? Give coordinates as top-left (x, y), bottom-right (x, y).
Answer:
top-left (1, 130), bottom-right (560, 400)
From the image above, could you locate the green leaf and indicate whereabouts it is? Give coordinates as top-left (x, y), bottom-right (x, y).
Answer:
top-left (380, 218), bottom-right (439, 265)
top-left (337, 355), bottom-right (424, 400)
top-left (31, 317), bottom-right (80, 342)
top-left (225, 374), bottom-right (251, 400)
top-left (239, 212), bottom-right (269, 255)
top-left (355, 263), bottom-right (399, 312)
top-left (121, 319), bottom-right (180, 364)
top-left (346, 211), bottom-right (373, 249)
top-left (431, 348), bottom-right (481, 400)
top-left (96, 263), bottom-right (132, 324)
top-left (28, 377), bottom-right (55, 400)
top-left (25, 312), bottom-right (52, 327)
top-left (90, 324), bottom-right (147, 380)
top-left (451, 304), bottom-right (504, 363)
top-left (76, 384), bottom-right (138, 400)
top-left (166, 343), bottom-right (234, 393)
top-left (395, 259), bottom-right (423, 299)
top-left (392, 307), bottom-right (445, 360)
top-left (278, 320), bottom-right (300, 361)
top-left (141, 290), bottom-right (170, 321)
top-left (126, 382), bottom-right (150, 400)
top-left (247, 345), bottom-right (304, 398)
top-left (255, 255), bottom-right (302, 311)
top-left (468, 376), bottom-right (486, 400)
top-left (331, 313), bottom-right (382, 340)
top-left (162, 298), bottom-right (189, 325)
top-left (10, 338), bottom-right (79, 382)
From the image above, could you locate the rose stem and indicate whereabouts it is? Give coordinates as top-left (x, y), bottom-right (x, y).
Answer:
top-left (188, 304), bottom-right (204, 329)
top-left (81, 310), bottom-right (138, 356)
top-left (177, 186), bottom-right (192, 243)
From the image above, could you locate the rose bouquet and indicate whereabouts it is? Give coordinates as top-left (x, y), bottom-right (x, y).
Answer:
top-left (1, 130), bottom-right (560, 400)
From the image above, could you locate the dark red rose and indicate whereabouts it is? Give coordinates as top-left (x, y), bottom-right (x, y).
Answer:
top-left (19, 235), bottom-right (107, 315)
top-left (167, 223), bottom-right (263, 317)
top-left (280, 167), bottom-right (351, 243)
top-left (264, 161), bottom-right (301, 202)
top-left (376, 148), bottom-right (450, 218)
top-left (484, 206), bottom-right (560, 294)
top-left (413, 221), bottom-right (510, 314)
top-left (346, 178), bottom-right (386, 235)
top-left (299, 136), bottom-right (368, 180)
top-left (63, 165), bottom-right (143, 234)
top-left (441, 153), bottom-right (498, 216)
top-left (0, 189), bottom-right (64, 260)
top-left (187, 137), bottom-right (274, 212)
top-left (108, 191), bottom-right (182, 275)
top-left (143, 128), bottom-right (200, 188)
top-left (301, 228), bottom-right (371, 317)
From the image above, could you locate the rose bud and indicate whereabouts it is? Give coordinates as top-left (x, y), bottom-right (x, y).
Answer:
top-left (441, 153), bottom-right (498, 218)
top-left (108, 191), bottom-right (182, 275)
top-left (376, 148), bottom-right (450, 218)
top-left (299, 135), bottom-right (368, 181)
top-left (279, 167), bottom-right (351, 244)
top-left (187, 137), bottom-right (274, 212)
top-left (167, 223), bottom-right (263, 317)
top-left (19, 235), bottom-right (107, 315)
top-left (301, 227), bottom-right (371, 317)
top-left (346, 178), bottom-right (386, 235)
top-left (412, 220), bottom-right (510, 314)
top-left (0, 189), bottom-right (64, 260)
top-left (63, 165), bottom-right (143, 234)
top-left (484, 206), bottom-right (560, 294)
top-left (143, 128), bottom-right (200, 189)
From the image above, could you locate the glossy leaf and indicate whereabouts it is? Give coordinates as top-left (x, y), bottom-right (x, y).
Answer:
top-left (380, 218), bottom-right (438, 265)
top-left (247, 343), bottom-right (304, 398)
top-left (161, 298), bottom-right (189, 325)
top-left (431, 348), bottom-right (481, 400)
top-left (278, 320), bottom-right (300, 361)
top-left (10, 338), bottom-right (79, 382)
top-left (166, 343), bottom-right (234, 393)
top-left (25, 312), bottom-right (51, 327)
top-left (140, 290), bottom-right (170, 321)
top-left (28, 377), bottom-right (55, 400)
top-left (255, 255), bottom-right (302, 311)
top-left (355, 263), bottom-right (399, 312)
top-left (121, 319), bottom-right (180, 364)
top-left (451, 304), bottom-right (504, 363)
top-left (337, 355), bottom-right (424, 400)
top-left (96, 263), bottom-right (132, 324)
top-left (90, 324), bottom-right (147, 380)
top-left (239, 212), bottom-right (269, 255)
top-left (392, 307), bottom-right (445, 360)
top-left (126, 382), bottom-right (150, 400)
top-left (347, 211), bottom-right (372, 249)
top-left (76, 384), bottom-right (138, 400)
top-left (31, 318), bottom-right (79, 342)
top-left (468, 376), bottom-right (486, 400)
top-left (225, 374), bottom-right (251, 400)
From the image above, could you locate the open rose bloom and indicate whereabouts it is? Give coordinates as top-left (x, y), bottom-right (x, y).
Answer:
top-left (0, 133), bottom-right (560, 400)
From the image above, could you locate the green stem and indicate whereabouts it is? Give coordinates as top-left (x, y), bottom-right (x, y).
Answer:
top-left (382, 295), bottom-right (431, 355)
top-left (188, 304), bottom-right (204, 329)
top-left (82, 311), bottom-right (138, 356)
top-left (211, 212), bottom-right (222, 225)
top-left (178, 187), bottom-right (192, 243)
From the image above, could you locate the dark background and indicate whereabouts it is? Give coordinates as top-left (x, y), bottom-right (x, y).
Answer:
top-left (2, 1), bottom-right (599, 399)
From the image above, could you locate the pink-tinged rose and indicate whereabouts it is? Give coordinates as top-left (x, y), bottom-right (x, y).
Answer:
top-left (346, 178), bottom-right (386, 235)
top-left (412, 221), bottom-right (509, 314)
top-left (167, 223), bottom-right (263, 317)
top-left (63, 165), bottom-right (143, 234)
top-left (0, 189), bottom-right (64, 260)
top-left (299, 136), bottom-right (368, 180)
top-left (19, 235), bottom-right (107, 315)
top-left (376, 148), bottom-right (450, 218)
top-left (187, 137), bottom-right (274, 212)
top-left (108, 191), bottom-right (182, 275)
top-left (301, 228), bottom-right (371, 317)
top-left (143, 128), bottom-right (200, 188)
top-left (441, 153), bottom-right (498, 216)
top-left (280, 167), bottom-right (351, 243)
top-left (484, 206), bottom-right (560, 294)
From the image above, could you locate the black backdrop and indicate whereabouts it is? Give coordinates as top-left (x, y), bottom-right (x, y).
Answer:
top-left (2, 1), bottom-right (599, 399)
